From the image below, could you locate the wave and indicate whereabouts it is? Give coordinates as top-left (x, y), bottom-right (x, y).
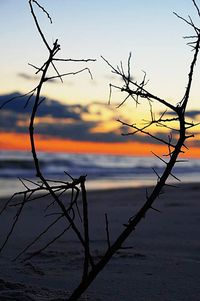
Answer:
top-left (0, 150), bottom-right (200, 180)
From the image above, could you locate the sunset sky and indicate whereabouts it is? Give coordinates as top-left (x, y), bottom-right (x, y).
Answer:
top-left (0, 0), bottom-right (200, 156)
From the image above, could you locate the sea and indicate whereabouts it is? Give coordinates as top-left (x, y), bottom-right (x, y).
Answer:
top-left (0, 150), bottom-right (200, 197)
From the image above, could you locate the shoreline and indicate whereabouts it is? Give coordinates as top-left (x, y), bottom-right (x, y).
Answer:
top-left (0, 176), bottom-right (199, 199)
top-left (0, 180), bottom-right (199, 201)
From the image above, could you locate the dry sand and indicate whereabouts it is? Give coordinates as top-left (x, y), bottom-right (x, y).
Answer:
top-left (0, 182), bottom-right (200, 300)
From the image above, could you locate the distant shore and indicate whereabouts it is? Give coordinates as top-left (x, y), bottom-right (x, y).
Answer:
top-left (0, 182), bottom-right (200, 300)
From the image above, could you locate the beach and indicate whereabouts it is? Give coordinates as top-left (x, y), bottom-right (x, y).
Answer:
top-left (0, 182), bottom-right (200, 300)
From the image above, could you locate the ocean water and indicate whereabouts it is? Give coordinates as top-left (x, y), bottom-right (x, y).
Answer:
top-left (0, 150), bottom-right (200, 197)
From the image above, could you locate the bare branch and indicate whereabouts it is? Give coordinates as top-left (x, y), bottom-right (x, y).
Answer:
top-left (22, 227), bottom-right (69, 262)
top-left (53, 58), bottom-right (96, 62)
top-left (102, 55), bottom-right (177, 112)
top-left (105, 213), bottom-right (111, 249)
top-left (29, 0), bottom-right (51, 51)
top-left (0, 88), bottom-right (36, 109)
top-left (119, 119), bottom-right (177, 149)
top-left (31, 0), bottom-right (53, 23)
top-left (173, 12), bottom-right (200, 33)
top-left (44, 67), bottom-right (93, 82)
top-left (13, 214), bottom-right (64, 261)
top-left (81, 176), bottom-right (92, 280)
top-left (0, 194), bottom-right (26, 253)
top-left (192, 0), bottom-right (200, 17)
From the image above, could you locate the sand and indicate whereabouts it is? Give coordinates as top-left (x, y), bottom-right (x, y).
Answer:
top-left (0, 182), bottom-right (200, 300)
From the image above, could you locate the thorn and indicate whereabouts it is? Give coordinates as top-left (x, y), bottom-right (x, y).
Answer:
top-left (165, 183), bottom-right (179, 188)
top-left (152, 167), bottom-right (160, 179)
top-left (150, 206), bottom-right (161, 213)
top-left (170, 173), bottom-right (181, 182)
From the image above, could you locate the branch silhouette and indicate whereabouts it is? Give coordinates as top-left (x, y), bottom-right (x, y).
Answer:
top-left (67, 1), bottom-right (200, 299)
top-left (1, 0), bottom-right (96, 273)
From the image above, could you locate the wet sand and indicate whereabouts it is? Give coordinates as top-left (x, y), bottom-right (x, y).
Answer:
top-left (0, 182), bottom-right (200, 300)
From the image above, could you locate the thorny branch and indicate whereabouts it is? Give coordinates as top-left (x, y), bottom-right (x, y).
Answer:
top-left (0, 0), bottom-right (95, 271)
top-left (102, 54), bottom-right (177, 112)
top-left (67, 1), bottom-right (200, 300)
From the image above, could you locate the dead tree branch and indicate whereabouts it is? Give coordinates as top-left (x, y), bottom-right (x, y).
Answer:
top-left (0, 0), bottom-right (96, 270)
top-left (67, 2), bottom-right (200, 299)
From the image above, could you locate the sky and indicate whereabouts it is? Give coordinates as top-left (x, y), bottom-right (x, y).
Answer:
top-left (0, 0), bottom-right (200, 156)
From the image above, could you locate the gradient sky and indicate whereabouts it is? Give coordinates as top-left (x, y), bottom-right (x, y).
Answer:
top-left (1, 0), bottom-right (200, 108)
top-left (0, 1), bottom-right (200, 157)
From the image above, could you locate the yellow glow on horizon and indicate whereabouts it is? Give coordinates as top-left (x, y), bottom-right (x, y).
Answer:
top-left (90, 120), bottom-right (120, 134)
top-left (17, 116), bottom-right (76, 127)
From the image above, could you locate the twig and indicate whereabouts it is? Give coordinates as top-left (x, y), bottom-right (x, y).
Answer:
top-left (80, 176), bottom-right (92, 280)
top-left (105, 213), bottom-right (111, 249)
top-left (13, 214), bottom-right (64, 261)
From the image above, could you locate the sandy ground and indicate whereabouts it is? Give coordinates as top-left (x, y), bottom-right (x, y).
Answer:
top-left (0, 182), bottom-right (200, 300)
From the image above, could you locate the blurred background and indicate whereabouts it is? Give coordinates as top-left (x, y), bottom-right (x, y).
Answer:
top-left (0, 0), bottom-right (200, 196)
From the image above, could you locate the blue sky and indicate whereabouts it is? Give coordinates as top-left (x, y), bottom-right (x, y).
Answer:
top-left (1, 0), bottom-right (200, 111)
